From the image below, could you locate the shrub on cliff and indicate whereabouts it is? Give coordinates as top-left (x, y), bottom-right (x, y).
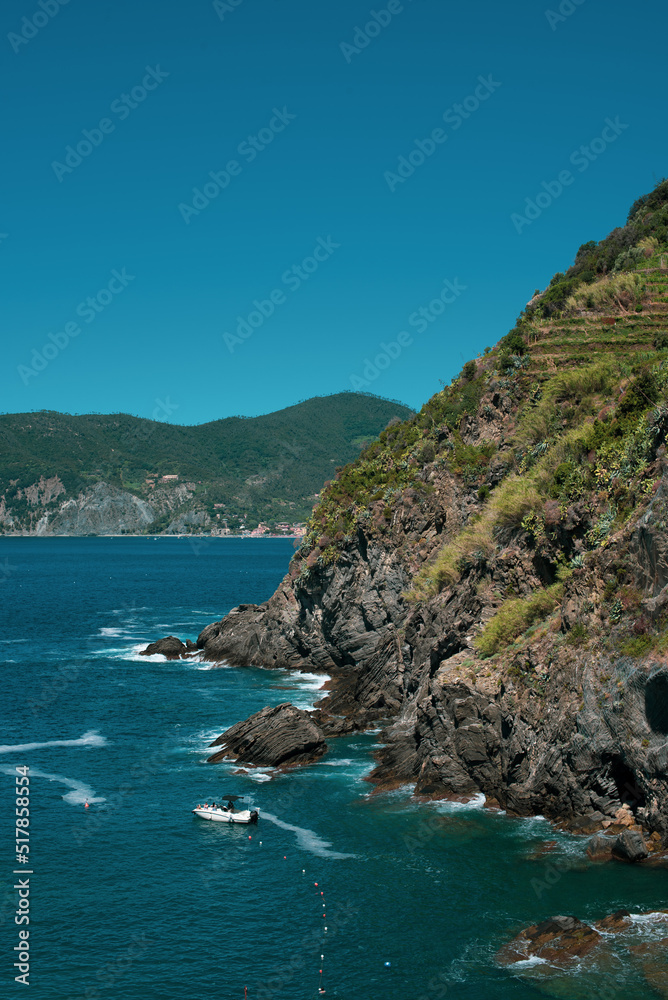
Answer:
top-left (475, 581), bottom-right (565, 657)
top-left (564, 273), bottom-right (646, 314)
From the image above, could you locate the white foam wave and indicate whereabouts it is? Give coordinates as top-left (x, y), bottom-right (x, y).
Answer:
top-left (293, 672), bottom-right (329, 692)
top-left (0, 765), bottom-right (105, 805)
top-left (0, 730), bottom-right (107, 754)
top-left (432, 792), bottom-right (487, 813)
top-left (510, 955), bottom-right (548, 969)
top-left (630, 911), bottom-right (668, 925)
top-left (98, 627), bottom-right (126, 637)
top-left (322, 759), bottom-right (353, 766)
top-left (261, 811), bottom-right (355, 859)
top-left (249, 771), bottom-right (273, 783)
top-left (97, 644), bottom-right (167, 662)
top-left (98, 644), bottom-right (215, 666)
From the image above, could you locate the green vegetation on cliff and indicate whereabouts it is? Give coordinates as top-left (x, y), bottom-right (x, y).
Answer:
top-left (295, 179), bottom-right (668, 657)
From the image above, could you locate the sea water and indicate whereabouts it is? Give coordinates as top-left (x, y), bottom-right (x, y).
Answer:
top-left (0, 537), bottom-right (665, 999)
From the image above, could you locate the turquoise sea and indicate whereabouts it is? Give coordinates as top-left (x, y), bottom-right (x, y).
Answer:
top-left (0, 537), bottom-right (666, 999)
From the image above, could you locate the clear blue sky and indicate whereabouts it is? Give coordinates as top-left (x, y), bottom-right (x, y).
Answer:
top-left (2, 0), bottom-right (667, 424)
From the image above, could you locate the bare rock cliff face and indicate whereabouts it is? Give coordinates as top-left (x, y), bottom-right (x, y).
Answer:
top-left (197, 487), bottom-right (450, 723)
top-left (37, 483), bottom-right (157, 535)
top-left (195, 455), bottom-right (668, 845)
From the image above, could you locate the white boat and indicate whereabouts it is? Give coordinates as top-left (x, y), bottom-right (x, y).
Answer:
top-left (192, 794), bottom-right (259, 825)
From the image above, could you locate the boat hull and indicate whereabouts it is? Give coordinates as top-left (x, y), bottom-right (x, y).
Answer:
top-left (192, 807), bottom-right (259, 824)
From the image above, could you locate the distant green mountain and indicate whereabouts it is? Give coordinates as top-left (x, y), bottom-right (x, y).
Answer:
top-left (0, 393), bottom-right (413, 535)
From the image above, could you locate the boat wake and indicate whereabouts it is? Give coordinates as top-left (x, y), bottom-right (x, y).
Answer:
top-left (0, 730), bottom-right (107, 754)
top-left (261, 811), bottom-right (356, 859)
top-left (0, 765), bottom-right (106, 805)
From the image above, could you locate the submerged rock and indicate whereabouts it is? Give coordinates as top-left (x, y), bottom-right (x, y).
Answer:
top-left (140, 636), bottom-right (188, 659)
top-left (207, 703), bottom-right (327, 768)
top-left (629, 935), bottom-right (668, 997)
top-left (496, 915), bottom-right (601, 967)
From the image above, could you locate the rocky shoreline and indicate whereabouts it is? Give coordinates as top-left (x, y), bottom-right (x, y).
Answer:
top-left (141, 441), bottom-right (668, 857)
top-left (496, 909), bottom-right (668, 994)
top-left (138, 358), bottom-right (668, 854)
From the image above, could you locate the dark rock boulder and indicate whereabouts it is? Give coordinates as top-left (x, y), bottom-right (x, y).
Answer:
top-left (496, 915), bottom-right (601, 967)
top-left (586, 834), bottom-right (615, 861)
top-left (140, 635), bottom-right (187, 659)
top-left (207, 703), bottom-right (327, 768)
top-left (594, 909), bottom-right (631, 932)
top-left (612, 829), bottom-right (649, 862)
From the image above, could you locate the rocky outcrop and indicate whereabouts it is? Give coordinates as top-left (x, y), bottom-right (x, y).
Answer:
top-left (496, 915), bottom-right (602, 967)
top-left (586, 834), bottom-right (615, 861)
top-left (38, 483), bottom-right (157, 535)
top-left (207, 703), bottom-right (328, 768)
top-left (196, 528), bottom-right (424, 678)
top-left (170, 245), bottom-right (668, 845)
top-left (189, 460), bottom-right (668, 843)
top-left (140, 636), bottom-right (197, 659)
top-left (612, 829), bottom-right (649, 862)
top-left (498, 910), bottom-right (668, 994)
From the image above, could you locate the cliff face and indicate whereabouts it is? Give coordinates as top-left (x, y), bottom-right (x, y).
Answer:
top-left (36, 483), bottom-right (157, 535)
top-left (197, 408), bottom-right (668, 842)
top-left (197, 397), bottom-right (668, 844)
top-left (195, 197), bottom-right (668, 843)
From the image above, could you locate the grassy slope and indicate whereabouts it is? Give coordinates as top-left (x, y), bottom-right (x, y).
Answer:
top-left (0, 393), bottom-right (413, 530)
top-left (294, 180), bottom-right (668, 663)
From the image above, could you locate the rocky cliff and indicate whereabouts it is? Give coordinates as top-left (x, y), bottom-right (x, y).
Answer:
top-left (192, 184), bottom-right (668, 845)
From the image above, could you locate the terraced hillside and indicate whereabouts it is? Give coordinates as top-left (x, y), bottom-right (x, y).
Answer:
top-left (528, 259), bottom-right (668, 376)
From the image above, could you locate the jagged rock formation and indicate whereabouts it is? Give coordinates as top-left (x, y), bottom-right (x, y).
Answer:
top-left (496, 914), bottom-right (602, 966)
top-left (187, 187), bottom-right (668, 845)
top-left (497, 910), bottom-right (668, 995)
top-left (207, 703), bottom-right (327, 768)
top-left (612, 829), bottom-right (649, 862)
top-left (194, 465), bottom-right (668, 842)
top-left (139, 636), bottom-right (198, 659)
